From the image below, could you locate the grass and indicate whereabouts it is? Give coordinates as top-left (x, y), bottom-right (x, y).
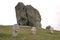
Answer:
top-left (0, 25), bottom-right (60, 40)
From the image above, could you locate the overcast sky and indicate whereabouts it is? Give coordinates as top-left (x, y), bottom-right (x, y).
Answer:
top-left (0, 0), bottom-right (60, 30)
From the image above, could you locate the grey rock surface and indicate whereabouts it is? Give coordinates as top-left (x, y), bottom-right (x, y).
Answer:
top-left (15, 2), bottom-right (27, 25)
top-left (15, 2), bottom-right (41, 27)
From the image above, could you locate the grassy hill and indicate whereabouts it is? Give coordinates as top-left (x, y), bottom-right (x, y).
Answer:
top-left (0, 25), bottom-right (60, 40)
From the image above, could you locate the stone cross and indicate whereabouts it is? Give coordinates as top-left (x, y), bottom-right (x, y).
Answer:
top-left (31, 27), bottom-right (36, 34)
top-left (12, 24), bottom-right (20, 37)
top-left (50, 27), bottom-right (54, 34)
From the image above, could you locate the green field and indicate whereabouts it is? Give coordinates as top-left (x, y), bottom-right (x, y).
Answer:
top-left (0, 26), bottom-right (60, 40)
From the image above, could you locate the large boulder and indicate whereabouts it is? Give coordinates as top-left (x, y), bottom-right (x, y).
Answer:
top-left (15, 2), bottom-right (27, 25)
top-left (15, 2), bottom-right (41, 27)
top-left (25, 5), bottom-right (41, 27)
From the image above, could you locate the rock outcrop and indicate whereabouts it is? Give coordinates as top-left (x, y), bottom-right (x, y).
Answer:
top-left (15, 2), bottom-right (41, 27)
top-left (46, 25), bottom-right (51, 29)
